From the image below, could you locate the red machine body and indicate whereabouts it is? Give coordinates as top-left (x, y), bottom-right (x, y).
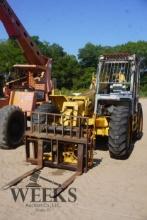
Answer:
top-left (0, 0), bottom-right (52, 110)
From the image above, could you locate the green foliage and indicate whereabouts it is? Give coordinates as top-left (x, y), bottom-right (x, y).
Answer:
top-left (32, 37), bottom-right (79, 89)
top-left (0, 39), bottom-right (25, 73)
top-left (78, 41), bottom-right (147, 95)
top-left (78, 43), bottom-right (103, 68)
top-left (32, 36), bottom-right (66, 59)
top-left (140, 73), bottom-right (147, 96)
top-left (73, 67), bottom-right (96, 89)
top-left (52, 54), bottom-right (80, 89)
top-left (0, 37), bottom-right (147, 96)
top-left (114, 41), bottom-right (147, 56)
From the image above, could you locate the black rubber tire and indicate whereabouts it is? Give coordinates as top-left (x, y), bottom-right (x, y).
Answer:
top-left (0, 105), bottom-right (25, 149)
top-left (32, 102), bottom-right (59, 124)
top-left (136, 103), bottom-right (143, 140)
top-left (108, 106), bottom-right (132, 159)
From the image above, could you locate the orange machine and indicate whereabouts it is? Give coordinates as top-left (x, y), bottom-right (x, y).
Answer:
top-left (0, 0), bottom-right (53, 148)
top-left (0, 0), bottom-right (52, 111)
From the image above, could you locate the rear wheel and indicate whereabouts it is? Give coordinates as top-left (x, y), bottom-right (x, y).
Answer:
top-left (32, 102), bottom-right (59, 124)
top-left (108, 106), bottom-right (132, 159)
top-left (0, 105), bottom-right (25, 149)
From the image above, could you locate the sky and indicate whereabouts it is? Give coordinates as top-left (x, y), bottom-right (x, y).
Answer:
top-left (0, 0), bottom-right (147, 55)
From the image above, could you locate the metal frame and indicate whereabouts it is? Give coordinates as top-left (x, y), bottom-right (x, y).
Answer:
top-left (2, 112), bottom-right (94, 197)
top-left (95, 54), bottom-right (140, 115)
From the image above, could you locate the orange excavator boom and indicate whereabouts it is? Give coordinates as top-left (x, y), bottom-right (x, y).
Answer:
top-left (0, 0), bottom-right (47, 65)
top-left (0, 0), bottom-right (52, 95)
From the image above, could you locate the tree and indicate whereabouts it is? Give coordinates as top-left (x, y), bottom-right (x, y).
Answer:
top-left (0, 39), bottom-right (25, 73)
top-left (32, 36), bottom-right (66, 59)
top-left (53, 55), bottom-right (80, 89)
top-left (0, 38), bottom-right (147, 94)
top-left (78, 43), bottom-right (103, 68)
top-left (73, 67), bottom-right (95, 89)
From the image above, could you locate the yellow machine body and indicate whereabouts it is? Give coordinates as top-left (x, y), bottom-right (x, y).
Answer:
top-left (63, 145), bottom-right (78, 164)
top-left (95, 116), bottom-right (109, 136)
top-left (49, 93), bottom-right (95, 127)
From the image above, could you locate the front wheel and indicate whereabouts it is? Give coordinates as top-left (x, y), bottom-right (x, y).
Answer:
top-left (108, 106), bottom-right (132, 159)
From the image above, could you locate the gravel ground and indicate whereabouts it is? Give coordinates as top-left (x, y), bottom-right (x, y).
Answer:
top-left (0, 99), bottom-right (147, 220)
